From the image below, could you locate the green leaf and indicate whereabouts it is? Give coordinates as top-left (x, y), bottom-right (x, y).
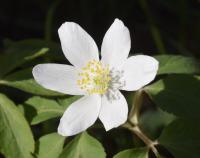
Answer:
top-left (59, 132), bottom-right (106, 158)
top-left (24, 96), bottom-right (80, 125)
top-left (0, 68), bottom-right (63, 96)
top-left (25, 96), bottom-right (64, 125)
top-left (3, 39), bottom-right (63, 60)
top-left (158, 119), bottom-right (200, 158)
top-left (139, 109), bottom-right (176, 140)
top-left (0, 93), bottom-right (34, 158)
top-left (154, 55), bottom-right (200, 75)
top-left (145, 75), bottom-right (200, 119)
top-left (57, 95), bottom-right (81, 109)
top-left (36, 133), bottom-right (65, 158)
top-left (0, 40), bottom-right (49, 78)
top-left (113, 148), bottom-right (148, 158)
top-left (0, 79), bottom-right (62, 96)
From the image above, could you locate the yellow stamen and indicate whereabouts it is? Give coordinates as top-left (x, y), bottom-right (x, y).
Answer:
top-left (77, 60), bottom-right (111, 94)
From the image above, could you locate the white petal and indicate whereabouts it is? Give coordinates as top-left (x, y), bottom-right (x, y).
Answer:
top-left (121, 55), bottom-right (159, 91)
top-left (99, 91), bottom-right (128, 131)
top-left (58, 95), bottom-right (101, 136)
top-left (32, 64), bottom-right (84, 95)
top-left (101, 19), bottom-right (131, 69)
top-left (58, 22), bottom-right (99, 68)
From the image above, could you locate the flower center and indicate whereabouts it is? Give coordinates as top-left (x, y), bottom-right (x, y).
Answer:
top-left (77, 60), bottom-right (111, 94)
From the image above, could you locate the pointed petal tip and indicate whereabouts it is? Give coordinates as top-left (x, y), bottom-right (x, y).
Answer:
top-left (121, 55), bottom-right (159, 91)
top-left (57, 121), bottom-right (75, 137)
top-left (104, 123), bottom-right (115, 131)
top-left (32, 64), bottom-right (43, 81)
top-left (104, 118), bottom-right (127, 132)
top-left (101, 18), bottom-right (130, 69)
top-left (57, 125), bottom-right (67, 137)
top-left (58, 22), bottom-right (76, 33)
top-left (32, 64), bottom-right (39, 74)
top-left (58, 21), bottom-right (99, 68)
top-left (113, 18), bottom-right (123, 24)
top-left (114, 18), bottom-right (120, 22)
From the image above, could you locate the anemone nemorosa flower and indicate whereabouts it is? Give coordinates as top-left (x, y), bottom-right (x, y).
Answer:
top-left (32, 19), bottom-right (159, 136)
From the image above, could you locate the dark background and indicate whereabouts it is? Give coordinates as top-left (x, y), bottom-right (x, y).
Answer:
top-left (0, 0), bottom-right (200, 57)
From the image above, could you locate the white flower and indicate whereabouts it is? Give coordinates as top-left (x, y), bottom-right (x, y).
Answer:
top-left (32, 19), bottom-right (159, 136)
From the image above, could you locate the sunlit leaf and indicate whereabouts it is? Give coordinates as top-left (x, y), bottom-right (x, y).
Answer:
top-left (36, 133), bottom-right (65, 158)
top-left (0, 93), bottom-right (34, 158)
top-left (0, 40), bottom-right (49, 78)
top-left (59, 132), bottom-right (106, 158)
top-left (3, 39), bottom-right (63, 61)
top-left (154, 55), bottom-right (200, 75)
top-left (25, 96), bottom-right (64, 125)
top-left (57, 95), bottom-right (81, 109)
top-left (113, 148), bottom-right (148, 158)
top-left (24, 96), bottom-right (80, 125)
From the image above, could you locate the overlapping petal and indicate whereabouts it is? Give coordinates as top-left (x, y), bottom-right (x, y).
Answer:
top-left (99, 91), bottom-right (128, 131)
top-left (58, 22), bottom-right (99, 68)
top-left (33, 64), bottom-right (84, 95)
top-left (58, 94), bottom-right (101, 136)
top-left (121, 55), bottom-right (159, 91)
top-left (101, 19), bottom-right (131, 69)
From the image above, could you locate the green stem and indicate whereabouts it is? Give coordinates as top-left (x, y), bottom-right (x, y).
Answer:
top-left (129, 90), bottom-right (143, 125)
top-left (123, 123), bottom-right (160, 157)
top-left (124, 88), bottom-right (161, 157)
top-left (139, 0), bottom-right (166, 54)
top-left (44, 0), bottom-right (61, 42)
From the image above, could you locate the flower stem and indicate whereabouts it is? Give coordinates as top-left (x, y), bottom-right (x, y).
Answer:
top-left (124, 89), bottom-right (161, 157)
top-left (129, 90), bottom-right (144, 125)
top-left (123, 123), bottom-right (160, 157)
top-left (44, 0), bottom-right (61, 42)
top-left (132, 126), bottom-right (159, 156)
